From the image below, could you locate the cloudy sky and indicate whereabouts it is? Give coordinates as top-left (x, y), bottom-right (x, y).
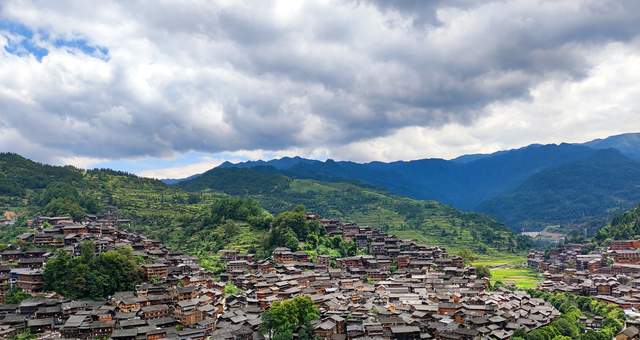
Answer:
top-left (1, 0), bottom-right (640, 178)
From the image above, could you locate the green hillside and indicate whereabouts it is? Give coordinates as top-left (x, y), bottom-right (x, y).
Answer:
top-left (0, 154), bottom-right (394, 274)
top-left (178, 167), bottom-right (530, 253)
top-left (0, 154), bottom-right (267, 265)
top-left (595, 204), bottom-right (640, 241)
top-left (0, 153), bottom-right (528, 269)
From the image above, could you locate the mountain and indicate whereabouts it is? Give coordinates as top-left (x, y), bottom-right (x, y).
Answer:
top-left (196, 136), bottom-right (640, 232)
top-left (478, 149), bottom-right (640, 231)
top-left (0, 153), bottom-right (220, 219)
top-left (177, 166), bottom-right (291, 195)
top-left (0, 152), bottom-right (83, 197)
top-left (220, 143), bottom-right (601, 210)
top-left (582, 133), bottom-right (640, 160)
top-left (219, 156), bottom-right (321, 170)
top-left (177, 167), bottom-right (529, 252)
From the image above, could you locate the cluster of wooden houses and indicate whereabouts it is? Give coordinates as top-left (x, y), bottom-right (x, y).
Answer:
top-left (0, 214), bottom-right (561, 339)
top-left (214, 217), bottom-right (559, 340)
top-left (0, 216), bottom-right (225, 339)
top-left (528, 242), bottom-right (640, 308)
top-left (527, 241), bottom-right (640, 340)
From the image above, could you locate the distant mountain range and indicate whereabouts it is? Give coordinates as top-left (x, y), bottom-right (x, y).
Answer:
top-left (170, 133), bottom-right (640, 231)
top-left (583, 133), bottom-right (640, 160)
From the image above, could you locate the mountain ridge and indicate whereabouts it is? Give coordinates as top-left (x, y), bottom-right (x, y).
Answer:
top-left (171, 133), bottom-right (640, 231)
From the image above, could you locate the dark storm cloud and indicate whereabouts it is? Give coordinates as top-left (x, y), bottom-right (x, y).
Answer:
top-left (1, 0), bottom-right (640, 164)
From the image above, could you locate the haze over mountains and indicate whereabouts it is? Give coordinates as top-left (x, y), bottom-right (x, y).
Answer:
top-left (171, 133), bottom-right (640, 232)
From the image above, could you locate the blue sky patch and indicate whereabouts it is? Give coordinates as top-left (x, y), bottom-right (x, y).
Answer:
top-left (0, 19), bottom-right (109, 61)
top-left (0, 20), bottom-right (48, 60)
top-left (52, 37), bottom-right (110, 60)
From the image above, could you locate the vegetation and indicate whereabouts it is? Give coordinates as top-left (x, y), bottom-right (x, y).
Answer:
top-left (489, 267), bottom-right (541, 289)
top-left (472, 253), bottom-right (526, 267)
top-left (0, 152), bottom-right (526, 274)
top-left (475, 265), bottom-right (491, 279)
top-left (518, 291), bottom-right (626, 340)
top-left (178, 166), bottom-right (291, 194)
top-left (43, 242), bottom-right (143, 299)
top-left (177, 167), bottom-right (531, 253)
top-left (260, 295), bottom-right (320, 340)
top-left (11, 329), bottom-right (36, 340)
top-left (0, 217), bottom-right (30, 246)
top-left (480, 149), bottom-right (640, 232)
top-left (224, 282), bottom-right (241, 296)
top-left (4, 287), bottom-right (32, 304)
top-left (595, 203), bottom-right (640, 241)
top-left (459, 249), bottom-right (477, 265)
top-left (471, 253), bottom-right (539, 289)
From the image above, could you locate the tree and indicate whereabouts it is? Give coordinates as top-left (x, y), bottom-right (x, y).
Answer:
top-left (39, 182), bottom-right (80, 206)
top-left (458, 249), bottom-right (476, 265)
top-left (268, 226), bottom-right (300, 251)
top-left (4, 287), bottom-right (32, 304)
top-left (224, 283), bottom-right (241, 296)
top-left (260, 296), bottom-right (320, 340)
top-left (222, 221), bottom-right (241, 238)
top-left (553, 317), bottom-right (579, 337)
top-left (43, 197), bottom-right (86, 221)
top-left (43, 243), bottom-right (143, 299)
top-left (273, 208), bottom-right (310, 240)
top-left (204, 197), bottom-right (263, 225)
top-left (475, 265), bottom-right (491, 279)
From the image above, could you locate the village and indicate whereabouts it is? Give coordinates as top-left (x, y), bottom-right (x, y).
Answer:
top-left (0, 213), bottom-right (564, 340)
top-left (528, 240), bottom-right (640, 339)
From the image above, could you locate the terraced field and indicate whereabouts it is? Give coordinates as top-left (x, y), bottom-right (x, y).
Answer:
top-left (246, 178), bottom-right (524, 253)
top-left (472, 253), bottom-right (541, 289)
top-left (489, 267), bottom-right (541, 289)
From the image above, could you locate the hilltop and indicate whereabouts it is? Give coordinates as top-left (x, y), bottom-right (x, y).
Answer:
top-left (177, 167), bottom-right (529, 253)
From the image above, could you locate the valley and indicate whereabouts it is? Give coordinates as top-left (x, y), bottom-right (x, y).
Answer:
top-left (3, 3), bottom-right (640, 339)
top-left (0, 145), bottom-right (639, 339)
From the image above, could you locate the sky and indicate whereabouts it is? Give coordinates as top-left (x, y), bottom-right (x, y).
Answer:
top-left (1, 1), bottom-right (640, 179)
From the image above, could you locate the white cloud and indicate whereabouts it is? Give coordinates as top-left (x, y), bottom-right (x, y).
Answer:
top-left (327, 40), bottom-right (640, 162)
top-left (0, 0), bottom-right (639, 171)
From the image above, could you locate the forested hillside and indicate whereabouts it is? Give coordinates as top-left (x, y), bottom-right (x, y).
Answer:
top-left (215, 143), bottom-right (640, 232)
top-left (177, 167), bottom-right (530, 253)
top-left (595, 204), bottom-right (640, 241)
top-left (479, 150), bottom-right (640, 232)
top-left (0, 153), bottom-right (528, 273)
top-left (220, 144), bottom-right (600, 210)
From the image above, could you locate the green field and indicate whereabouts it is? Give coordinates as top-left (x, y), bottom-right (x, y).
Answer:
top-left (471, 253), bottom-right (541, 289)
top-left (489, 267), bottom-right (541, 289)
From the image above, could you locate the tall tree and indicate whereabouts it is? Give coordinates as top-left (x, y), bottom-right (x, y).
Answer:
top-left (260, 296), bottom-right (320, 340)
